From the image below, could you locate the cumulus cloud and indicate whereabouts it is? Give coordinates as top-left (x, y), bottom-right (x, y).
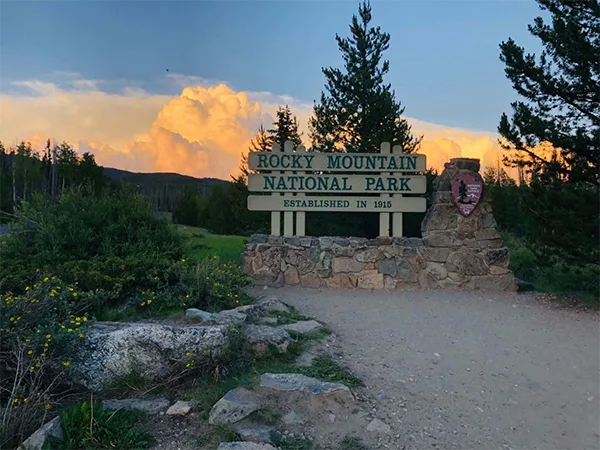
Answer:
top-left (0, 73), bottom-right (515, 179)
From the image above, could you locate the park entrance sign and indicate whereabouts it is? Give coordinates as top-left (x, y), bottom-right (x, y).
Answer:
top-left (247, 141), bottom-right (427, 237)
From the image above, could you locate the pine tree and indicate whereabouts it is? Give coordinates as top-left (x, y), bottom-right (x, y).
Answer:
top-left (498, 0), bottom-right (600, 184)
top-left (309, 0), bottom-right (421, 154)
top-left (237, 107), bottom-right (303, 182)
top-left (268, 105), bottom-right (303, 149)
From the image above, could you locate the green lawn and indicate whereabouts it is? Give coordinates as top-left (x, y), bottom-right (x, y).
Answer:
top-left (175, 224), bottom-right (246, 264)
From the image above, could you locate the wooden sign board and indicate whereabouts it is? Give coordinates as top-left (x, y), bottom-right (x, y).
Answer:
top-left (248, 151), bottom-right (426, 172)
top-left (248, 174), bottom-right (427, 194)
top-left (248, 195), bottom-right (427, 213)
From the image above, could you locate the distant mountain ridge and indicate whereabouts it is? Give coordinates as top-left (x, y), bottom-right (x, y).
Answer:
top-left (103, 167), bottom-right (229, 212)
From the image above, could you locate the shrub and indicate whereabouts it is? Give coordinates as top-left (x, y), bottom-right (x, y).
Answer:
top-left (0, 188), bottom-right (184, 296)
top-left (52, 399), bottom-right (153, 450)
top-left (0, 277), bottom-right (95, 449)
top-left (124, 257), bottom-right (253, 317)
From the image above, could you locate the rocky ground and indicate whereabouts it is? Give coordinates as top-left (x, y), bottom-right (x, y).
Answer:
top-left (24, 289), bottom-right (599, 450)
top-left (267, 286), bottom-right (600, 450)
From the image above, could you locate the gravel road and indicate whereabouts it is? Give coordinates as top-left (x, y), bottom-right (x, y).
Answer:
top-left (268, 287), bottom-right (599, 450)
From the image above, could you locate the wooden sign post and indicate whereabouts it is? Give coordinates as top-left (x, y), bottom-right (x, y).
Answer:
top-left (248, 141), bottom-right (428, 237)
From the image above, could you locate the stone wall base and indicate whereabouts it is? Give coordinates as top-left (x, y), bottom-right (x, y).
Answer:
top-left (243, 235), bottom-right (516, 292)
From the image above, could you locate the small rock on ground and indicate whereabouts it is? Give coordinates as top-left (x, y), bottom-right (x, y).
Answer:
top-left (166, 400), bottom-right (195, 416)
top-left (255, 295), bottom-right (290, 313)
top-left (278, 320), bottom-right (324, 334)
top-left (209, 387), bottom-right (261, 425)
top-left (103, 398), bottom-right (170, 414)
top-left (233, 425), bottom-right (274, 443)
top-left (20, 416), bottom-right (64, 450)
top-left (217, 443), bottom-right (277, 450)
top-left (366, 418), bottom-right (391, 433)
top-left (260, 373), bottom-right (351, 396)
top-left (256, 316), bottom-right (279, 325)
top-left (185, 308), bottom-right (215, 321)
top-left (243, 325), bottom-right (294, 354)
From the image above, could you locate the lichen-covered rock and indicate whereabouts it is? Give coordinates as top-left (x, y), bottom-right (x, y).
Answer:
top-left (325, 274), bottom-right (358, 289)
top-left (19, 416), bottom-right (63, 450)
top-left (355, 247), bottom-right (384, 263)
top-left (166, 400), bottom-right (196, 416)
top-left (260, 373), bottom-right (352, 399)
top-left (300, 273), bottom-right (322, 288)
top-left (103, 398), bottom-right (170, 414)
top-left (74, 322), bottom-right (228, 390)
top-left (243, 325), bottom-right (294, 354)
top-left (209, 387), bottom-right (260, 425)
top-left (278, 320), bottom-right (325, 334)
top-left (185, 308), bottom-right (215, 321)
top-left (255, 295), bottom-right (290, 313)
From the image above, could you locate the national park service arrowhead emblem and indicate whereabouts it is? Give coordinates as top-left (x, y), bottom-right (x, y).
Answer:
top-left (451, 173), bottom-right (484, 217)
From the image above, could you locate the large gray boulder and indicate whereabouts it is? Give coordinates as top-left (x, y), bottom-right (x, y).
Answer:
top-left (74, 322), bottom-right (228, 390)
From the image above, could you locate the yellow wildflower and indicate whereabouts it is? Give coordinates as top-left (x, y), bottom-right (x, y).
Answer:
top-left (185, 352), bottom-right (192, 357)
top-left (147, 300), bottom-right (152, 305)
top-left (185, 363), bottom-right (190, 368)
top-left (79, 333), bottom-right (84, 338)
top-left (27, 350), bottom-right (33, 355)
top-left (46, 404), bottom-right (51, 410)
top-left (67, 328), bottom-right (73, 333)
top-left (43, 277), bottom-right (49, 282)
top-left (73, 292), bottom-right (78, 297)
top-left (23, 398), bottom-right (28, 403)
top-left (9, 317), bottom-right (14, 322)
top-left (140, 301), bottom-right (146, 307)
top-left (62, 361), bottom-right (70, 367)
top-left (82, 317), bottom-right (88, 322)
top-left (45, 334), bottom-right (51, 339)
top-left (13, 398), bottom-right (19, 404)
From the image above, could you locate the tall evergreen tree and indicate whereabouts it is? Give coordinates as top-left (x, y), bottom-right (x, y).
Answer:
top-left (498, 0), bottom-right (600, 184)
top-left (268, 105), bottom-right (303, 149)
top-left (309, 1), bottom-right (420, 154)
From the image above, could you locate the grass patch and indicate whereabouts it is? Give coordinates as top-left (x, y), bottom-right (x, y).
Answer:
top-left (271, 433), bottom-right (313, 450)
top-left (197, 424), bottom-right (240, 447)
top-left (247, 407), bottom-right (281, 426)
top-left (301, 356), bottom-right (364, 387)
top-left (269, 309), bottom-right (311, 325)
top-left (176, 224), bottom-right (246, 263)
top-left (102, 368), bottom-right (167, 398)
top-left (49, 399), bottom-right (153, 450)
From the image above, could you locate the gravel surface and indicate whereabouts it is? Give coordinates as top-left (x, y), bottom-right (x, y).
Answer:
top-left (264, 287), bottom-right (600, 450)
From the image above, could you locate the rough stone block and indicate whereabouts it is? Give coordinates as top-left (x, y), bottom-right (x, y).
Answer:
top-left (457, 213), bottom-right (481, 234)
top-left (260, 373), bottom-right (352, 398)
top-left (103, 398), bottom-right (170, 414)
top-left (418, 247), bottom-right (451, 263)
top-left (425, 262), bottom-right (448, 281)
top-left (421, 204), bottom-right (459, 232)
top-left (383, 276), bottom-right (398, 289)
top-left (446, 250), bottom-right (489, 276)
top-left (423, 232), bottom-right (462, 248)
top-left (248, 234), bottom-right (268, 244)
top-left (284, 266), bottom-right (300, 285)
top-left (334, 237), bottom-right (350, 246)
top-left (475, 228), bottom-right (501, 241)
top-left (319, 236), bottom-right (335, 248)
top-left (331, 244), bottom-right (356, 257)
top-left (357, 270), bottom-right (384, 289)
top-left (284, 237), bottom-right (301, 247)
top-left (483, 248), bottom-right (509, 267)
top-left (315, 252), bottom-right (333, 277)
top-left (325, 274), bottom-right (358, 289)
top-left (267, 236), bottom-right (284, 245)
top-left (300, 273), bottom-right (322, 288)
top-left (418, 270), bottom-right (439, 289)
top-left (333, 257), bottom-right (366, 274)
top-left (377, 258), bottom-right (397, 276)
top-left (20, 416), bottom-right (64, 450)
top-left (355, 247), bottom-right (384, 263)
top-left (299, 237), bottom-right (313, 247)
top-left (481, 212), bottom-right (498, 229)
top-left (395, 258), bottom-right (420, 283)
top-left (466, 273), bottom-right (516, 292)
top-left (489, 265), bottom-right (510, 275)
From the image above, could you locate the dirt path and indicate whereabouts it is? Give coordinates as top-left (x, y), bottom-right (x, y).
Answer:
top-left (264, 287), bottom-right (600, 450)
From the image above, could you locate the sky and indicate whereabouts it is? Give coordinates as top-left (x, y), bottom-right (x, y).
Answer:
top-left (0, 0), bottom-right (544, 179)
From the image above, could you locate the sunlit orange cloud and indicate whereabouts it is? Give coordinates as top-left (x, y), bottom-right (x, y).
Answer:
top-left (0, 75), bottom-right (517, 180)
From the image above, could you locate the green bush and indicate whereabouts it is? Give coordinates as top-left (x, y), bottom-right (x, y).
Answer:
top-left (0, 188), bottom-right (184, 297)
top-left (0, 277), bottom-right (95, 449)
top-left (51, 399), bottom-right (153, 450)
